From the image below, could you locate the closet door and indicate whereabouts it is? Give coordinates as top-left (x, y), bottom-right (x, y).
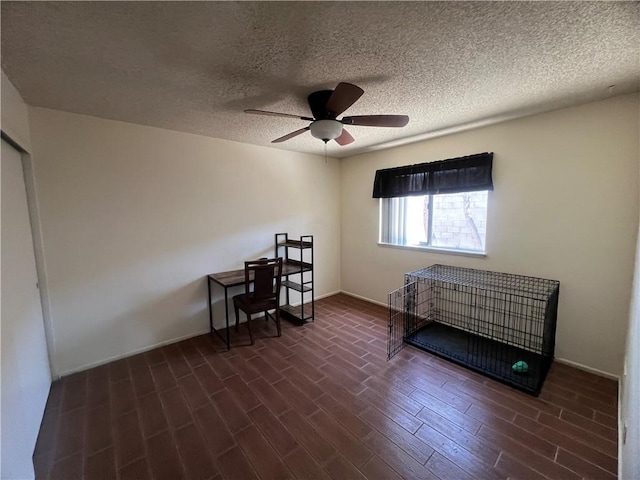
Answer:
top-left (1, 138), bottom-right (51, 479)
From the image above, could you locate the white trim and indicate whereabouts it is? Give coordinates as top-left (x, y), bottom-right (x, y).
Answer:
top-left (284, 290), bottom-right (341, 308)
top-left (21, 150), bottom-right (58, 378)
top-left (58, 294), bottom-right (619, 383)
top-left (1, 133), bottom-right (58, 379)
top-left (340, 290), bottom-right (386, 308)
top-left (315, 290), bottom-right (342, 300)
top-left (59, 291), bottom-right (341, 377)
top-left (554, 357), bottom-right (619, 381)
top-left (340, 291), bottom-right (620, 381)
top-left (55, 290), bottom-right (344, 380)
top-left (57, 328), bottom-right (211, 377)
top-left (377, 242), bottom-right (487, 258)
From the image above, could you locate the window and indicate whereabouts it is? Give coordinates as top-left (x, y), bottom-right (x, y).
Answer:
top-left (379, 191), bottom-right (489, 253)
top-left (373, 152), bottom-right (493, 254)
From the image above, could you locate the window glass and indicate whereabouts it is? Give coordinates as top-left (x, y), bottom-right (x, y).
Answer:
top-left (380, 191), bottom-right (488, 253)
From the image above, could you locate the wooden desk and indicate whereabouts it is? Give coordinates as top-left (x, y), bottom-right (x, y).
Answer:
top-left (207, 261), bottom-right (309, 349)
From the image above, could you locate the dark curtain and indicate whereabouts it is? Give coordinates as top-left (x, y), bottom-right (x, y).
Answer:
top-left (372, 152), bottom-right (493, 198)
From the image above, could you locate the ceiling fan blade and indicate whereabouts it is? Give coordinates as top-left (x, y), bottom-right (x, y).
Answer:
top-left (334, 128), bottom-right (355, 146)
top-left (271, 127), bottom-right (310, 143)
top-left (245, 109), bottom-right (314, 121)
top-left (325, 83), bottom-right (364, 118)
top-left (342, 115), bottom-right (409, 127)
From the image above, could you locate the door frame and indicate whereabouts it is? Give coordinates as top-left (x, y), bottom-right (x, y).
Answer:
top-left (2, 130), bottom-right (57, 378)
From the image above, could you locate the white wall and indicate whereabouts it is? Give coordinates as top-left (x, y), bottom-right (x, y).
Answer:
top-left (28, 107), bottom-right (341, 375)
top-left (1, 74), bottom-right (51, 480)
top-left (341, 94), bottom-right (639, 376)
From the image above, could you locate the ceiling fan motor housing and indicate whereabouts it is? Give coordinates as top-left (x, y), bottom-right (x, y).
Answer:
top-left (308, 90), bottom-right (335, 119)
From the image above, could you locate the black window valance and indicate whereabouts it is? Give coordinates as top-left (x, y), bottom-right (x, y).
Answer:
top-left (372, 152), bottom-right (494, 198)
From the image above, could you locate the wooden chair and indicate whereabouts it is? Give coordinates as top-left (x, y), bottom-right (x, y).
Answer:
top-left (233, 257), bottom-right (283, 345)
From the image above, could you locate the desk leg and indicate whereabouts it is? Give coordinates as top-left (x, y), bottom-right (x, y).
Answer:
top-left (224, 288), bottom-right (230, 350)
top-left (207, 278), bottom-right (231, 350)
top-left (208, 277), bottom-right (213, 333)
top-left (224, 287), bottom-right (231, 350)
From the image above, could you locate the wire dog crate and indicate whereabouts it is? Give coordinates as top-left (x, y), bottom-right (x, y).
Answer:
top-left (388, 264), bottom-right (560, 395)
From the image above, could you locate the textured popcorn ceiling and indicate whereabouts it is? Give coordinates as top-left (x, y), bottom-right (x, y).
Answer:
top-left (1, 1), bottom-right (638, 158)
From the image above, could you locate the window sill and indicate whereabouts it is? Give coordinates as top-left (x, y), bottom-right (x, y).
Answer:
top-left (377, 242), bottom-right (487, 258)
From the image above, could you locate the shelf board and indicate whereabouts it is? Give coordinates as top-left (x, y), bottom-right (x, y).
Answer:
top-left (281, 304), bottom-right (313, 324)
top-left (278, 240), bottom-right (313, 249)
top-left (282, 259), bottom-right (312, 274)
top-left (282, 280), bottom-right (312, 292)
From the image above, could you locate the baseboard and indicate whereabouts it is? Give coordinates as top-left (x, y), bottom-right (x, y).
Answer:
top-left (338, 292), bottom-right (619, 382)
top-left (554, 357), bottom-right (620, 381)
top-left (56, 301), bottom-right (620, 387)
top-left (315, 290), bottom-right (342, 300)
top-left (340, 290), bottom-right (386, 308)
top-left (58, 292), bottom-right (345, 377)
top-left (58, 328), bottom-right (211, 378)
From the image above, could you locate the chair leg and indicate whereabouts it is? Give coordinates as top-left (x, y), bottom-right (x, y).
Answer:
top-left (275, 309), bottom-right (281, 337)
top-left (247, 313), bottom-right (254, 345)
top-left (234, 304), bottom-right (240, 332)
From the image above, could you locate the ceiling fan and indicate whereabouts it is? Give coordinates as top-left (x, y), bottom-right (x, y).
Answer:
top-left (244, 82), bottom-right (409, 146)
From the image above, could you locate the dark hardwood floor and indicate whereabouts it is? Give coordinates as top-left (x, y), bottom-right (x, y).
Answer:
top-left (34, 293), bottom-right (618, 480)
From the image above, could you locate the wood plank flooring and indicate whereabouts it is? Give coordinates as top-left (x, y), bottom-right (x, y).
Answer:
top-left (33, 293), bottom-right (618, 479)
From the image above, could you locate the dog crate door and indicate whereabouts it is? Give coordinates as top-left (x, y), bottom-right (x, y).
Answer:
top-left (387, 281), bottom-right (417, 360)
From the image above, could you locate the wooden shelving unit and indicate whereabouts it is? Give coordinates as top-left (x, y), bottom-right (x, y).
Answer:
top-left (275, 233), bottom-right (314, 323)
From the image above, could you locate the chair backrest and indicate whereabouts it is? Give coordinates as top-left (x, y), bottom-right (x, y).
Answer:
top-left (244, 257), bottom-right (283, 301)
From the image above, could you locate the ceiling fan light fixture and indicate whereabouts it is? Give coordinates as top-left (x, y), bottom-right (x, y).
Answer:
top-left (309, 119), bottom-right (343, 142)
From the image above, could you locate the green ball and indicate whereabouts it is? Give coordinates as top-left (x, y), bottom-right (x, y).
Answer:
top-left (512, 360), bottom-right (529, 374)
